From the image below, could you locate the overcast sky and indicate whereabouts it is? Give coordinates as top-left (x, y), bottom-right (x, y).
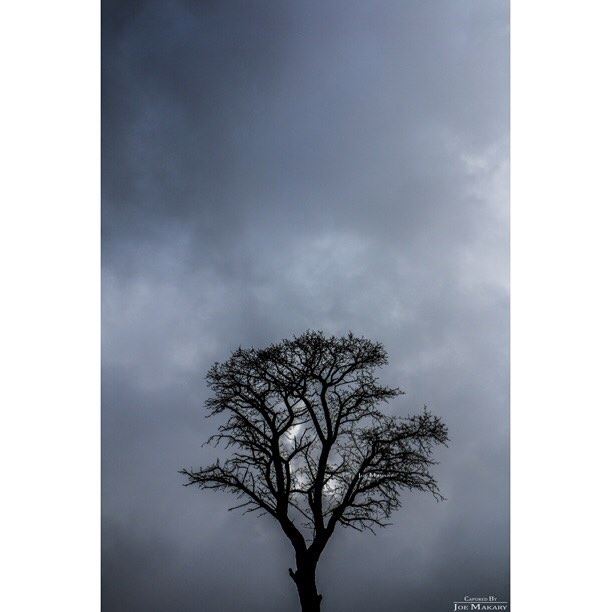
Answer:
top-left (102, 1), bottom-right (509, 610)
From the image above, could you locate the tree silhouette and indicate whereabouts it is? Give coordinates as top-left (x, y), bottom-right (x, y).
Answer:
top-left (181, 331), bottom-right (448, 611)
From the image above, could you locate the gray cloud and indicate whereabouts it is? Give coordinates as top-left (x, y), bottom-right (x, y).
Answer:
top-left (102, 1), bottom-right (509, 610)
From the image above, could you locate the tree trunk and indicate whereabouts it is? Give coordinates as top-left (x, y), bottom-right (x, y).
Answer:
top-left (289, 561), bottom-right (322, 612)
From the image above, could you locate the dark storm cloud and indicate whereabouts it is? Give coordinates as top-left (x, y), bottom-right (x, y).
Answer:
top-left (102, 1), bottom-right (509, 610)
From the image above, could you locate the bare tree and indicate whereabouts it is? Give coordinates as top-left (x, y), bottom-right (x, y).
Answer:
top-left (181, 331), bottom-right (448, 611)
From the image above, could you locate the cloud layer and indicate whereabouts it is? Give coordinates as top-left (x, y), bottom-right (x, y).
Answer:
top-left (102, 1), bottom-right (509, 610)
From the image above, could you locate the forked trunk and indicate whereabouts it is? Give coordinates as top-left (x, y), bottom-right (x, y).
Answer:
top-left (289, 561), bottom-right (322, 612)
